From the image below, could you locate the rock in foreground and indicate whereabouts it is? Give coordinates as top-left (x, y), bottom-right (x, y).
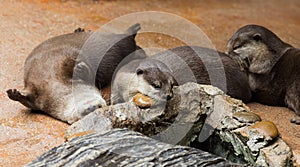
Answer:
top-left (25, 129), bottom-right (244, 167)
top-left (65, 83), bottom-right (293, 166)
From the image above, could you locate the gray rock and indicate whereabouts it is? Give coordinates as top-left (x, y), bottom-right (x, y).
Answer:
top-left (256, 138), bottom-right (292, 167)
top-left (64, 82), bottom-right (293, 166)
top-left (26, 129), bottom-right (244, 167)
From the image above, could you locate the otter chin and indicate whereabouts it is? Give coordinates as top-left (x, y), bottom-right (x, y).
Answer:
top-left (227, 24), bottom-right (300, 125)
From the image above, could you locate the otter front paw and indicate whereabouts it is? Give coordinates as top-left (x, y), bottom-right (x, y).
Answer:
top-left (74, 61), bottom-right (92, 81)
top-left (80, 105), bottom-right (100, 117)
top-left (74, 27), bottom-right (85, 33)
top-left (290, 117), bottom-right (300, 125)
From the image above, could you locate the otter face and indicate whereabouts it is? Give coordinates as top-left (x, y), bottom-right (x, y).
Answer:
top-left (226, 25), bottom-right (279, 74)
top-left (134, 67), bottom-right (176, 102)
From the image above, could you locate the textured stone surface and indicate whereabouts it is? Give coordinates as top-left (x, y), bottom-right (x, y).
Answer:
top-left (1, 0), bottom-right (300, 166)
top-left (248, 103), bottom-right (300, 166)
top-left (26, 129), bottom-right (244, 167)
top-left (66, 83), bottom-right (219, 143)
top-left (256, 138), bottom-right (292, 167)
top-left (66, 83), bottom-right (293, 166)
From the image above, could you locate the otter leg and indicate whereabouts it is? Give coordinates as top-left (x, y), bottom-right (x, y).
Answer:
top-left (6, 89), bottom-right (37, 109)
top-left (73, 61), bottom-right (93, 82)
top-left (290, 117), bottom-right (300, 125)
top-left (285, 83), bottom-right (300, 125)
top-left (74, 27), bottom-right (85, 33)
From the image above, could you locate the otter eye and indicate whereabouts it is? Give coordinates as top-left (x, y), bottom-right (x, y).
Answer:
top-left (252, 33), bottom-right (262, 41)
top-left (136, 68), bottom-right (144, 75)
top-left (151, 81), bottom-right (161, 89)
top-left (233, 44), bottom-right (241, 50)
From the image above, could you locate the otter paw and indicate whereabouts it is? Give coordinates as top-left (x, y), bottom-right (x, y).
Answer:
top-left (80, 105), bottom-right (100, 118)
top-left (7, 89), bottom-right (24, 101)
top-left (74, 27), bottom-right (85, 33)
top-left (74, 62), bottom-right (91, 81)
top-left (133, 93), bottom-right (154, 108)
top-left (290, 117), bottom-right (300, 125)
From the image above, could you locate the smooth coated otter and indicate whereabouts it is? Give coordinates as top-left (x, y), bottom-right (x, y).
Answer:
top-left (7, 23), bottom-right (142, 124)
top-left (75, 24), bottom-right (146, 90)
top-left (152, 46), bottom-right (252, 103)
top-left (111, 58), bottom-right (176, 105)
top-left (227, 24), bottom-right (300, 124)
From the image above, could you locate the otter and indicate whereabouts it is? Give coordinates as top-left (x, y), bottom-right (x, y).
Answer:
top-left (226, 24), bottom-right (300, 124)
top-left (7, 23), bottom-right (142, 124)
top-left (111, 45), bottom-right (251, 105)
top-left (152, 46), bottom-right (252, 103)
top-left (111, 58), bottom-right (176, 105)
top-left (76, 24), bottom-right (146, 90)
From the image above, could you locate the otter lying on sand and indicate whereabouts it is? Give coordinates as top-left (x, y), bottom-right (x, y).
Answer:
top-left (7, 23), bottom-right (142, 124)
top-left (227, 24), bottom-right (300, 125)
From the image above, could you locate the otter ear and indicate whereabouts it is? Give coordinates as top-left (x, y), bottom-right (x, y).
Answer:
top-left (252, 33), bottom-right (262, 41)
top-left (136, 68), bottom-right (144, 75)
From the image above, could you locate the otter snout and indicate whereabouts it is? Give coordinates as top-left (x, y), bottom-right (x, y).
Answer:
top-left (166, 92), bottom-right (173, 100)
top-left (162, 90), bottom-right (173, 101)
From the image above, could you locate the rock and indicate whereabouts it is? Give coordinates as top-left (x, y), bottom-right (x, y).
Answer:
top-left (66, 83), bottom-right (221, 145)
top-left (252, 120), bottom-right (279, 139)
top-left (256, 138), bottom-right (292, 167)
top-left (201, 110), bottom-right (291, 166)
top-left (293, 150), bottom-right (300, 167)
top-left (65, 82), bottom-right (294, 166)
top-left (233, 111), bottom-right (261, 123)
top-left (25, 129), bottom-right (244, 167)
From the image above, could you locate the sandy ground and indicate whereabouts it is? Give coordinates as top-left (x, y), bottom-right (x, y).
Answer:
top-left (0, 0), bottom-right (299, 166)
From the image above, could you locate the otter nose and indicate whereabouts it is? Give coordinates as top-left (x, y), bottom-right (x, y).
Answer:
top-left (166, 92), bottom-right (173, 100)
top-left (167, 95), bottom-right (172, 100)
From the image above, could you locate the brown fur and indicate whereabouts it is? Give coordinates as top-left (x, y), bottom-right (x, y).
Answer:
top-left (7, 31), bottom-right (105, 124)
top-left (75, 23), bottom-right (146, 89)
top-left (227, 24), bottom-right (300, 124)
top-left (7, 24), bottom-right (142, 124)
top-left (111, 58), bottom-right (176, 105)
top-left (152, 46), bottom-right (252, 103)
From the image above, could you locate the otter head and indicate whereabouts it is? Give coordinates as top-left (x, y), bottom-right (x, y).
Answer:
top-left (226, 24), bottom-right (292, 74)
top-left (133, 64), bottom-right (176, 103)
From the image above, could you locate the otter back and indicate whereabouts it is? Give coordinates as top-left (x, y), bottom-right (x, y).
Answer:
top-left (152, 46), bottom-right (252, 102)
top-left (6, 24), bottom-right (143, 124)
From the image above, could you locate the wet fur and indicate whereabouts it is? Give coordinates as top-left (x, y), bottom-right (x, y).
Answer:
top-left (7, 31), bottom-right (106, 124)
top-left (111, 58), bottom-right (175, 104)
top-left (76, 23), bottom-right (146, 89)
top-left (7, 24), bottom-right (142, 124)
top-left (152, 46), bottom-right (252, 103)
top-left (227, 24), bottom-right (300, 124)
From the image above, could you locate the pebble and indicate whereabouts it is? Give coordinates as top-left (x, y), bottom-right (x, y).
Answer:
top-left (233, 111), bottom-right (261, 123)
top-left (132, 93), bottom-right (154, 108)
top-left (252, 120), bottom-right (279, 139)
